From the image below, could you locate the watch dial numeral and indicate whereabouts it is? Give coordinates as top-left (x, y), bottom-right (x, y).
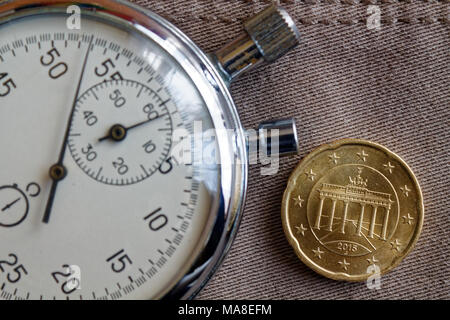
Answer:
top-left (40, 48), bottom-right (60, 66)
top-left (40, 48), bottom-right (68, 79)
top-left (83, 111), bottom-right (98, 126)
top-left (48, 62), bottom-right (68, 79)
top-left (94, 58), bottom-right (123, 80)
top-left (0, 253), bottom-right (28, 284)
top-left (51, 265), bottom-right (80, 295)
top-left (94, 58), bottom-right (114, 77)
top-left (112, 157), bottom-right (129, 175)
top-left (0, 72), bottom-right (17, 97)
top-left (109, 89), bottom-right (126, 108)
top-left (81, 143), bottom-right (97, 162)
top-left (142, 140), bottom-right (156, 154)
top-left (0, 253), bottom-right (18, 272)
top-left (144, 207), bottom-right (168, 231)
top-left (143, 103), bottom-right (158, 120)
top-left (106, 249), bottom-right (133, 273)
top-left (7, 264), bottom-right (28, 283)
top-left (159, 157), bottom-right (173, 175)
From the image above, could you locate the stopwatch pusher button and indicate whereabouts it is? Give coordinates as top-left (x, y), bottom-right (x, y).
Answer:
top-left (247, 118), bottom-right (299, 158)
top-left (213, 5), bottom-right (300, 82)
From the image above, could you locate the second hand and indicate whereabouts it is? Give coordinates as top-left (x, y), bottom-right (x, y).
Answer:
top-left (42, 35), bottom-right (94, 224)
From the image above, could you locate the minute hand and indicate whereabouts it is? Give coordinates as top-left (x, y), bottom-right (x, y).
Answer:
top-left (42, 35), bottom-right (94, 224)
top-left (98, 113), bottom-right (167, 143)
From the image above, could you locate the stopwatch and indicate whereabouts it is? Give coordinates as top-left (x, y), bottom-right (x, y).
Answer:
top-left (0, 0), bottom-right (300, 300)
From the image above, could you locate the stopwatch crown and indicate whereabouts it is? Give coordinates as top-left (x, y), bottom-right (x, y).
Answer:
top-left (244, 5), bottom-right (300, 63)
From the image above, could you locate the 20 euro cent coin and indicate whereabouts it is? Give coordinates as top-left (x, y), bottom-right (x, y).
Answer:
top-left (282, 139), bottom-right (424, 281)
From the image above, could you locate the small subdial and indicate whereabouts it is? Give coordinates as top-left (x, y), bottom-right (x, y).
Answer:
top-left (68, 80), bottom-right (173, 186)
top-left (0, 184), bottom-right (29, 228)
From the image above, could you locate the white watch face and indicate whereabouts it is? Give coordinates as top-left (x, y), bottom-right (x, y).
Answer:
top-left (0, 11), bottom-right (220, 300)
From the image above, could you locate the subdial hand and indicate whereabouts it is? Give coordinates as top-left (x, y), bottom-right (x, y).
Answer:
top-left (42, 35), bottom-right (94, 224)
top-left (98, 113), bottom-right (167, 143)
top-left (2, 198), bottom-right (21, 212)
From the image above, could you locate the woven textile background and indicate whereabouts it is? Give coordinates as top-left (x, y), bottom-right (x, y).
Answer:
top-left (132, 0), bottom-right (449, 299)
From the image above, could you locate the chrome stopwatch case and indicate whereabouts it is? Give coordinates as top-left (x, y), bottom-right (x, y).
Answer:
top-left (0, 0), bottom-right (299, 299)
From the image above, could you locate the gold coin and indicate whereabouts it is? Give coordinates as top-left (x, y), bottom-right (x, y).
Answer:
top-left (282, 139), bottom-right (424, 281)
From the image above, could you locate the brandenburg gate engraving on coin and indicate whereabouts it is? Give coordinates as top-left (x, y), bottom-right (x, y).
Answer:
top-left (314, 168), bottom-right (394, 241)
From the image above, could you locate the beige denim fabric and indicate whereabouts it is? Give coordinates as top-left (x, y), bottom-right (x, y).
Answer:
top-left (132, 0), bottom-right (449, 299)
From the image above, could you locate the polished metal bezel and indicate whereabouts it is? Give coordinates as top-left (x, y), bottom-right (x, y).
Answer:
top-left (0, 0), bottom-right (248, 300)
